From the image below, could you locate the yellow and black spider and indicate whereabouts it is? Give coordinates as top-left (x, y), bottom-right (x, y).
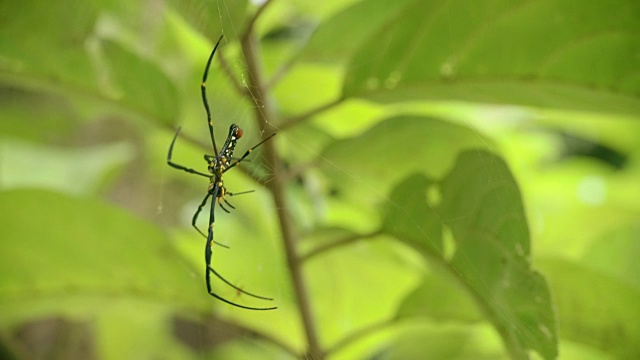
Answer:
top-left (167, 34), bottom-right (276, 311)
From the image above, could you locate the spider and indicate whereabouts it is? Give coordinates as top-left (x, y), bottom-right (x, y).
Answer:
top-left (167, 34), bottom-right (277, 311)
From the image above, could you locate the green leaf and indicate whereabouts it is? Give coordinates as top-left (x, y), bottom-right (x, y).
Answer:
top-left (441, 151), bottom-right (557, 360)
top-left (398, 274), bottom-right (482, 323)
top-left (0, 0), bottom-right (99, 91)
top-left (0, 189), bottom-right (207, 323)
top-left (0, 87), bottom-right (79, 143)
top-left (0, 139), bottom-right (134, 195)
top-left (381, 174), bottom-right (443, 256)
top-left (0, 0), bottom-right (180, 125)
top-left (343, 0), bottom-right (640, 116)
top-left (320, 115), bottom-right (491, 207)
top-left (101, 40), bottom-right (179, 124)
top-left (537, 257), bottom-right (640, 359)
top-left (299, 0), bottom-right (416, 64)
top-left (583, 224), bottom-right (640, 291)
top-left (383, 323), bottom-right (509, 360)
top-left (383, 151), bottom-right (557, 360)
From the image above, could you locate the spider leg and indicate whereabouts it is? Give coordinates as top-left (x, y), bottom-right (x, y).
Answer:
top-left (204, 184), bottom-right (276, 310)
top-left (192, 192), bottom-right (228, 248)
top-left (227, 190), bottom-right (255, 197)
top-left (205, 265), bottom-right (277, 311)
top-left (223, 198), bottom-right (236, 210)
top-left (217, 186), bottom-right (234, 213)
top-left (167, 127), bottom-right (211, 178)
top-left (218, 198), bottom-right (232, 213)
top-left (208, 266), bottom-right (274, 301)
top-left (219, 189), bottom-right (255, 211)
top-left (202, 34), bottom-right (224, 156)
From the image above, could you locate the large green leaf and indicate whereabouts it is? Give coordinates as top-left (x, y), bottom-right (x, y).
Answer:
top-left (0, 0), bottom-right (180, 125)
top-left (320, 115), bottom-right (491, 207)
top-left (342, 0), bottom-right (640, 115)
top-left (0, 0), bottom-right (99, 91)
top-left (0, 189), bottom-right (207, 323)
top-left (383, 151), bottom-right (557, 360)
top-left (299, 0), bottom-right (416, 64)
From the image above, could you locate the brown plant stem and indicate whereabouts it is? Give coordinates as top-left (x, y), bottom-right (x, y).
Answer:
top-left (240, 26), bottom-right (323, 360)
top-left (243, 0), bottom-right (275, 39)
top-left (279, 96), bottom-right (345, 131)
top-left (299, 230), bottom-right (383, 263)
top-left (210, 315), bottom-right (298, 357)
top-left (324, 318), bottom-right (396, 357)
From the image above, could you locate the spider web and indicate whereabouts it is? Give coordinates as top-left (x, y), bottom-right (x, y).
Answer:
top-left (160, 0), bottom-right (554, 358)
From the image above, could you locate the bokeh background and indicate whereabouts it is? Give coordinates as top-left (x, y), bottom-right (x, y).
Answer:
top-left (1, 0), bottom-right (639, 359)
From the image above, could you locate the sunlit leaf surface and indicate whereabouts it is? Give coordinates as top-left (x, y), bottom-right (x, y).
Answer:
top-left (0, 189), bottom-right (207, 318)
top-left (341, 0), bottom-right (640, 115)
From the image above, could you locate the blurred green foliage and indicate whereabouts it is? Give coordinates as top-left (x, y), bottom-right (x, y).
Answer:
top-left (1, 0), bottom-right (639, 359)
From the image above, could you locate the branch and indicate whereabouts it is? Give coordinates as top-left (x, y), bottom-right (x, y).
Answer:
top-left (209, 315), bottom-right (299, 357)
top-left (279, 96), bottom-right (345, 131)
top-left (242, 0), bottom-right (276, 41)
top-left (241, 27), bottom-right (324, 359)
top-left (265, 53), bottom-right (297, 90)
top-left (282, 159), bottom-right (318, 183)
top-left (299, 230), bottom-right (383, 263)
top-left (324, 318), bottom-right (397, 357)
